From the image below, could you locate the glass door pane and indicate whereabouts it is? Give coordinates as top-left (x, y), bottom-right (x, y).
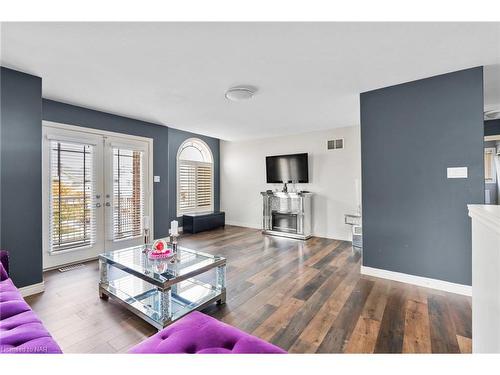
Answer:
top-left (104, 137), bottom-right (150, 251)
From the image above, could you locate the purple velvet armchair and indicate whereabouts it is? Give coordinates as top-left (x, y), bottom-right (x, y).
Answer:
top-left (0, 251), bottom-right (62, 354)
top-left (129, 311), bottom-right (286, 354)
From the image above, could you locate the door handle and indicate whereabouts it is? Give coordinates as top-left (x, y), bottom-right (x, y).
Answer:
top-left (96, 203), bottom-right (102, 208)
top-left (105, 202), bottom-right (111, 207)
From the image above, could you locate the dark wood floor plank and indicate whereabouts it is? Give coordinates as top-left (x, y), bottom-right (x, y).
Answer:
top-left (270, 270), bottom-right (347, 350)
top-left (252, 298), bottom-right (304, 341)
top-left (316, 278), bottom-right (374, 353)
top-left (360, 279), bottom-right (390, 322)
top-left (428, 294), bottom-right (461, 353)
top-left (310, 241), bottom-right (345, 269)
top-left (288, 262), bottom-right (360, 352)
top-left (293, 266), bottom-right (337, 301)
top-left (374, 285), bottom-right (407, 353)
top-left (456, 335), bottom-right (472, 354)
top-left (446, 293), bottom-right (472, 339)
top-left (402, 300), bottom-right (432, 353)
top-left (344, 317), bottom-right (381, 353)
top-left (234, 304), bottom-right (278, 333)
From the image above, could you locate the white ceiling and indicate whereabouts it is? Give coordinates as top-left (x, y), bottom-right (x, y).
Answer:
top-left (1, 22), bottom-right (499, 141)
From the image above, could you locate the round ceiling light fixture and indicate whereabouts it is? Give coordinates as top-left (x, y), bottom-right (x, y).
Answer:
top-left (225, 86), bottom-right (256, 102)
top-left (485, 109), bottom-right (500, 120)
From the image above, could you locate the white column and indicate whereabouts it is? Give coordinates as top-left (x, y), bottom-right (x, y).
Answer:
top-left (468, 204), bottom-right (500, 353)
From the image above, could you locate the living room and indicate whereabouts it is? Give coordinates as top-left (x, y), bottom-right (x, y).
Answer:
top-left (1, 1), bottom-right (500, 373)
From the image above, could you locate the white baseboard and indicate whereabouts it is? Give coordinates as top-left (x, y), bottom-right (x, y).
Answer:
top-left (19, 281), bottom-right (45, 297)
top-left (225, 220), bottom-right (261, 229)
top-left (360, 266), bottom-right (472, 296)
top-left (224, 221), bottom-right (350, 242)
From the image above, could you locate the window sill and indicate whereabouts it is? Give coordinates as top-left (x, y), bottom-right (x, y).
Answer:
top-left (177, 209), bottom-right (214, 217)
top-left (48, 245), bottom-right (93, 255)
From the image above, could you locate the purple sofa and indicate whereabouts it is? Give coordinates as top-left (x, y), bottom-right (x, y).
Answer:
top-left (129, 311), bottom-right (286, 354)
top-left (0, 251), bottom-right (62, 354)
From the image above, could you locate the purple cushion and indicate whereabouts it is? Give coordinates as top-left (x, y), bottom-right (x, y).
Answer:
top-left (129, 311), bottom-right (286, 354)
top-left (0, 263), bottom-right (8, 283)
top-left (0, 278), bottom-right (62, 354)
top-left (0, 251), bottom-right (9, 281)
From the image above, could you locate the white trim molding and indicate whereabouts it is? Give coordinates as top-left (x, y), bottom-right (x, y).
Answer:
top-left (360, 266), bottom-right (472, 296)
top-left (19, 281), bottom-right (45, 297)
top-left (468, 204), bottom-right (500, 235)
top-left (223, 221), bottom-right (351, 242)
top-left (225, 220), bottom-right (261, 230)
top-left (468, 204), bottom-right (500, 352)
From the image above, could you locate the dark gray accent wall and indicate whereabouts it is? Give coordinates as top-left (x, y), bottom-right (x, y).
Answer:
top-left (1, 67), bottom-right (43, 288)
top-left (167, 127), bottom-right (220, 225)
top-left (485, 119), bottom-right (500, 136)
top-left (42, 99), bottom-right (171, 238)
top-left (360, 67), bottom-right (484, 286)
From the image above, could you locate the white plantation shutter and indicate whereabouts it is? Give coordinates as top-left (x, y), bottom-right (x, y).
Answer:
top-left (49, 141), bottom-right (96, 252)
top-left (196, 163), bottom-right (212, 209)
top-left (178, 161), bottom-right (213, 213)
top-left (112, 148), bottom-right (144, 240)
top-left (485, 148), bottom-right (495, 182)
top-left (177, 139), bottom-right (214, 215)
top-left (178, 162), bottom-right (197, 212)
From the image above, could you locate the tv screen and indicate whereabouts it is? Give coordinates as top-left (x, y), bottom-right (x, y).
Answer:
top-left (266, 153), bottom-right (309, 183)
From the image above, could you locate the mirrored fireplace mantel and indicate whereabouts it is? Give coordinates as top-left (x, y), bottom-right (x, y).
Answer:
top-left (261, 191), bottom-right (313, 240)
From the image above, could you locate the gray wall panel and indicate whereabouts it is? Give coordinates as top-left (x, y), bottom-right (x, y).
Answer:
top-left (360, 67), bottom-right (484, 285)
top-left (1, 67), bottom-right (43, 287)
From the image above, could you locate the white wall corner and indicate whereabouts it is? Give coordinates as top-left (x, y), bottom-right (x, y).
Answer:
top-left (360, 266), bottom-right (472, 296)
top-left (19, 281), bottom-right (45, 297)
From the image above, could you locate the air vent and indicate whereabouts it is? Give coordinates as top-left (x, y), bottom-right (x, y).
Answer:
top-left (327, 138), bottom-right (344, 150)
top-left (58, 263), bottom-right (86, 272)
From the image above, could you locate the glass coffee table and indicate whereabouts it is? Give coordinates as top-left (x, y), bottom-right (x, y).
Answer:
top-left (98, 243), bottom-right (226, 330)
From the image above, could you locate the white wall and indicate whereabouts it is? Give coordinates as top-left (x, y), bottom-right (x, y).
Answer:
top-left (220, 126), bottom-right (361, 241)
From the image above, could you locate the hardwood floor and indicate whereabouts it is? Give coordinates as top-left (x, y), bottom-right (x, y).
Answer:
top-left (25, 225), bottom-right (472, 353)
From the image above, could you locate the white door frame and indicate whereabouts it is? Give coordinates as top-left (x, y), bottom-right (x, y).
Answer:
top-left (42, 121), bottom-right (154, 270)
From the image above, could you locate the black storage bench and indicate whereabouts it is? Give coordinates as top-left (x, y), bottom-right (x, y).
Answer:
top-left (182, 211), bottom-right (225, 234)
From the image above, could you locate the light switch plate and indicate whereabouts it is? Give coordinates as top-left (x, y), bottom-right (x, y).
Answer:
top-left (447, 167), bottom-right (468, 179)
top-left (153, 175), bottom-right (161, 183)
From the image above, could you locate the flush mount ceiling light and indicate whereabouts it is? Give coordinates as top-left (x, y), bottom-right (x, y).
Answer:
top-left (485, 109), bottom-right (500, 120)
top-left (225, 86), bottom-right (256, 101)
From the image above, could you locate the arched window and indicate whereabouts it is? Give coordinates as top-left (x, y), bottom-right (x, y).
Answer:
top-left (177, 138), bottom-right (214, 215)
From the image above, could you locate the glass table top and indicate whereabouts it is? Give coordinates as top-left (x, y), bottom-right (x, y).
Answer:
top-left (100, 242), bottom-right (225, 288)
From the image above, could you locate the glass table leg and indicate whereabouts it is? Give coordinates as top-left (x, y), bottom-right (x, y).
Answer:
top-left (216, 264), bottom-right (226, 304)
top-left (159, 287), bottom-right (172, 327)
top-left (99, 259), bottom-right (109, 299)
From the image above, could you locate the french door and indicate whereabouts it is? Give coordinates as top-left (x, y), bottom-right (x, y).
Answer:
top-left (42, 124), bottom-right (152, 269)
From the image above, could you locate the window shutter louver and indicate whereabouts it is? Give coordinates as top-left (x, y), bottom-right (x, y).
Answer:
top-left (178, 161), bottom-right (213, 214)
top-left (112, 148), bottom-right (144, 241)
top-left (485, 149), bottom-right (494, 182)
top-left (49, 141), bottom-right (96, 252)
top-left (196, 164), bottom-right (212, 208)
top-left (179, 162), bottom-right (197, 212)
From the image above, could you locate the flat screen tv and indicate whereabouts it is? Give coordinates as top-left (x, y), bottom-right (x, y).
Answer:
top-left (266, 153), bottom-right (309, 183)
